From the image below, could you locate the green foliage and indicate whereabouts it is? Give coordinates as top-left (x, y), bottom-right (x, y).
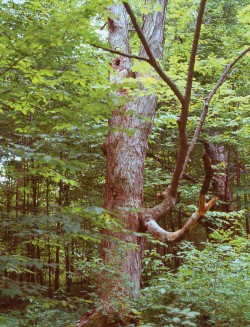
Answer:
top-left (0, 0), bottom-right (249, 326)
top-left (2, 296), bottom-right (87, 327)
top-left (138, 234), bottom-right (250, 326)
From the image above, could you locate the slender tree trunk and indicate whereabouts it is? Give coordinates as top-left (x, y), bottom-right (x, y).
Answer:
top-left (55, 244), bottom-right (60, 291)
top-left (236, 152), bottom-right (241, 211)
top-left (55, 181), bottom-right (62, 291)
top-left (48, 240), bottom-right (52, 298)
top-left (245, 193), bottom-right (250, 234)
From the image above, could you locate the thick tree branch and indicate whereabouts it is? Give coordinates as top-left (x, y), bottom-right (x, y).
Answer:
top-left (92, 43), bottom-right (150, 62)
top-left (142, 151), bottom-right (217, 242)
top-left (143, 187), bottom-right (176, 222)
top-left (185, 0), bottom-right (207, 103)
top-left (123, 1), bottom-right (185, 105)
top-left (144, 196), bottom-right (218, 242)
top-left (167, 0), bottom-right (207, 198)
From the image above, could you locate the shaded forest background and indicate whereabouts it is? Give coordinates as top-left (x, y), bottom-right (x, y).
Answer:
top-left (0, 0), bottom-right (249, 326)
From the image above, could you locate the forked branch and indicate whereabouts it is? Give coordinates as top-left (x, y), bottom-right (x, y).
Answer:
top-left (167, 0), bottom-right (207, 198)
top-left (143, 196), bottom-right (218, 242)
top-left (142, 152), bottom-right (218, 243)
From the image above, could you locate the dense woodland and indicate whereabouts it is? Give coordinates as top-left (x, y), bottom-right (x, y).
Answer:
top-left (0, 0), bottom-right (249, 326)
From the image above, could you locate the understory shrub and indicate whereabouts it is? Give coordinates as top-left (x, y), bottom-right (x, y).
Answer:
top-left (138, 233), bottom-right (250, 326)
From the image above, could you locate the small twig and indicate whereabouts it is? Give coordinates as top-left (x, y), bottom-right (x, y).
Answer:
top-left (0, 58), bottom-right (23, 77)
top-left (100, 22), bottom-right (107, 30)
top-left (1, 89), bottom-right (12, 95)
top-left (147, 152), bottom-right (198, 183)
top-left (92, 43), bottom-right (150, 62)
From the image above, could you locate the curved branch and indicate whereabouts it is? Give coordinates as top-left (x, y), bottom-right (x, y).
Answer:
top-left (143, 187), bottom-right (176, 222)
top-left (123, 1), bottom-right (185, 105)
top-left (205, 45), bottom-right (250, 105)
top-left (143, 196), bottom-right (218, 243)
top-left (142, 150), bottom-right (217, 242)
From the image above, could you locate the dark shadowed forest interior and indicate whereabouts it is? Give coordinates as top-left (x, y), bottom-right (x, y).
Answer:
top-left (0, 0), bottom-right (249, 326)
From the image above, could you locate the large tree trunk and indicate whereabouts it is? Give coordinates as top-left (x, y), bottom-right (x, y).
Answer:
top-left (102, 0), bottom-right (167, 297)
top-left (77, 2), bottom-right (167, 326)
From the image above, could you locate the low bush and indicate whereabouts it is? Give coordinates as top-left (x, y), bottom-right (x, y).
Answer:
top-left (137, 234), bottom-right (250, 326)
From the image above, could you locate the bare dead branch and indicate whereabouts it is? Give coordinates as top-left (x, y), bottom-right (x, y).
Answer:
top-left (144, 196), bottom-right (218, 242)
top-left (142, 151), bottom-right (217, 242)
top-left (123, 1), bottom-right (185, 105)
